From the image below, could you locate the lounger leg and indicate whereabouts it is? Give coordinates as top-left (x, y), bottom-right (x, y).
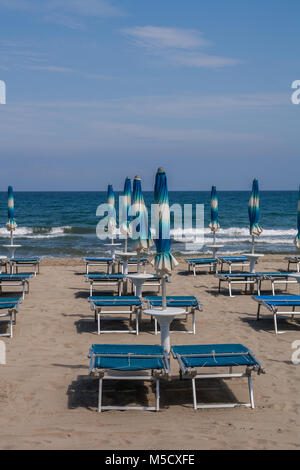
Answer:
top-left (155, 318), bottom-right (158, 335)
top-left (98, 378), bottom-right (103, 412)
top-left (193, 311), bottom-right (196, 335)
top-left (90, 283), bottom-right (93, 297)
top-left (229, 281), bottom-right (233, 298)
top-left (274, 313), bottom-right (278, 334)
top-left (192, 378), bottom-right (197, 410)
top-left (248, 375), bottom-right (255, 409)
top-left (257, 281), bottom-right (261, 296)
top-left (272, 281), bottom-right (275, 296)
top-left (193, 265), bottom-right (196, 277)
top-left (97, 313), bottom-right (101, 335)
top-left (257, 304), bottom-right (261, 320)
top-left (10, 314), bottom-right (13, 338)
top-left (136, 311), bottom-right (139, 336)
top-left (156, 379), bottom-right (160, 411)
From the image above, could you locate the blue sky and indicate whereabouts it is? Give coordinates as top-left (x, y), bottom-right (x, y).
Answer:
top-left (0, 0), bottom-right (299, 191)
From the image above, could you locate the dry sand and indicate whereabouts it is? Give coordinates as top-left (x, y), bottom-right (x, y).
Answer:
top-left (0, 255), bottom-right (299, 450)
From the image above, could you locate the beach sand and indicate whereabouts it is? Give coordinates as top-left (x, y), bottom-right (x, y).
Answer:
top-left (0, 255), bottom-right (299, 450)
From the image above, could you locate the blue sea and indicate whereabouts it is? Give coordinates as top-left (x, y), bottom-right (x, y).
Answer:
top-left (0, 191), bottom-right (298, 257)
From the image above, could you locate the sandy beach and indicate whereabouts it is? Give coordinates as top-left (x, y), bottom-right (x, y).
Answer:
top-left (0, 255), bottom-right (299, 450)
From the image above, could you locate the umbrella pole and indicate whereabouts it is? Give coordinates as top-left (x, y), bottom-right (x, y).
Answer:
top-left (213, 232), bottom-right (216, 245)
top-left (251, 235), bottom-right (255, 254)
top-left (125, 236), bottom-right (128, 252)
top-left (137, 251), bottom-right (141, 274)
top-left (161, 275), bottom-right (167, 310)
top-left (10, 230), bottom-right (13, 246)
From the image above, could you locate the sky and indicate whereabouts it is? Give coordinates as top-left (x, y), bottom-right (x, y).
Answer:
top-left (0, 0), bottom-right (299, 191)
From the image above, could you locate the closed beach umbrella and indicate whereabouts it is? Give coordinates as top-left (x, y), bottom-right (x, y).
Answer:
top-left (209, 186), bottom-right (220, 244)
top-left (131, 176), bottom-right (153, 271)
top-left (153, 168), bottom-right (178, 308)
top-left (120, 177), bottom-right (132, 251)
top-left (6, 186), bottom-right (17, 245)
top-left (107, 184), bottom-right (116, 242)
top-left (295, 186), bottom-right (300, 250)
top-left (248, 178), bottom-right (263, 253)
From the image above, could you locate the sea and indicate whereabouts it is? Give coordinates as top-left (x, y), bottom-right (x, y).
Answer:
top-left (0, 191), bottom-right (298, 258)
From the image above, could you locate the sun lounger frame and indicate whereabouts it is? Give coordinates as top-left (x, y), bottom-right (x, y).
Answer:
top-left (185, 258), bottom-right (218, 276)
top-left (10, 258), bottom-right (40, 276)
top-left (0, 301), bottom-right (20, 338)
top-left (253, 295), bottom-right (300, 334)
top-left (285, 256), bottom-right (300, 273)
top-left (88, 346), bottom-right (169, 412)
top-left (217, 256), bottom-right (250, 273)
top-left (172, 345), bottom-right (264, 410)
top-left (84, 258), bottom-right (114, 275)
top-left (0, 276), bottom-right (31, 300)
top-left (145, 296), bottom-right (202, 334)
top-left (89, 296), bottom-right (142, 335)
top-left (86, 274), bottom-right (123, 296)
top-left (216, 273), bottom-right (261, 297)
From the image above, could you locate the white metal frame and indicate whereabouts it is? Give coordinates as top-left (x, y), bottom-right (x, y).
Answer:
top-left (217, 274), bottom-right (260, 298)
top-left (146, 299), bottom-right (202, 335)
top-left (89, 352), bottom-right (169, 412)
top-left (285, 257), bottom-right (300, 273)
top-left (256, 300), bottom-right (300, 334)
top-left (85, 259), bottom-right (113, 275)
top-left (217, 258), bottom-right (250, 274)
top-left (117, 259), bottom-right (149, 274)
top-left (187, 260), bottom-right (217, 276)
top-left (174, 352), bottom-right (264, 410)
top-left (90, 302), bottom-right (141, 335)
top-left (130, 278), bottom-right (161, 295)
top-left (87, 278), bottom-right (123, 296)
top-left (11, 260), bottom-right (40, 276)
top-left (0, 306), bottom-right (18, 338)
top-left (0, 279), bottom-right (29, 300)
top-left (260, 276), bottom-right (297, 296)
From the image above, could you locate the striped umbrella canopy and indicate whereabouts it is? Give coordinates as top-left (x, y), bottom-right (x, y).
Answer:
top-left (248, 178), bottom-right (263, 253)
top-left (131, 176), bottom-right (153, 268)
top-left (106, 184), bottom-right (117, 241)
top-left (153, 168), bottom-right (178, 308)
top-left (295, 186), bottom-right (300, 250)
top-left (209, 185), bottom-right (220, 244)
top-left (153, 168), bottom-right (178, 273)
top-left (6, 186), bottom-right (17, 242)
top-left (120, 177), bottom-right (132, 251)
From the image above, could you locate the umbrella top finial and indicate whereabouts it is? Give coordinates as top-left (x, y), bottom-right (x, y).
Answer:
top-left (157, 167), bottom-right (165, 173)
top-left (134, 175), bottom-right (141, 180)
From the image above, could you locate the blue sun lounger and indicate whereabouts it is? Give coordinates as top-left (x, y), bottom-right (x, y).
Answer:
top-left (0, 298), bottom-right (21, 338)
top-left (88, 344), bottom-right (169, 412)
top-left (85, 274), bottom-right (124, 296)
top-left (89, 296), bottom-right (142, 334)
top-left (259, 272), bottom-right (297, 295)
top-left (145, 296), bottom-right (202, 334)
top-left (116, 257), bottom-right (149, 274)
top-left (0, 274), bottom-right (32, 300)
top-left (128, 274), bottom-right (162, 295)
top-left (84, 257), bottom-right (114, 275)
top-left (185, 258), bottom-right (218, 276)
top-left (171, 344), bottom-right (265, 409)
top-left (285, 256), bottom-right (300, 273)
top-left (10, 257), bottom-right (40, 276)
top-left (217, 256), bottom-right (250, 273)
top-left (216, 272), bottom-right (262, 297)
top-left (252, 295), bottom-right (300, 334)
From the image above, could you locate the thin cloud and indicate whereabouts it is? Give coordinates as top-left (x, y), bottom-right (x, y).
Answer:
top-left (0, 0), bottom-right (124, 28)
top-left (122, 26), bottom-right (211, 50)
top-left (122, 26), bottom-right (240, 68)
